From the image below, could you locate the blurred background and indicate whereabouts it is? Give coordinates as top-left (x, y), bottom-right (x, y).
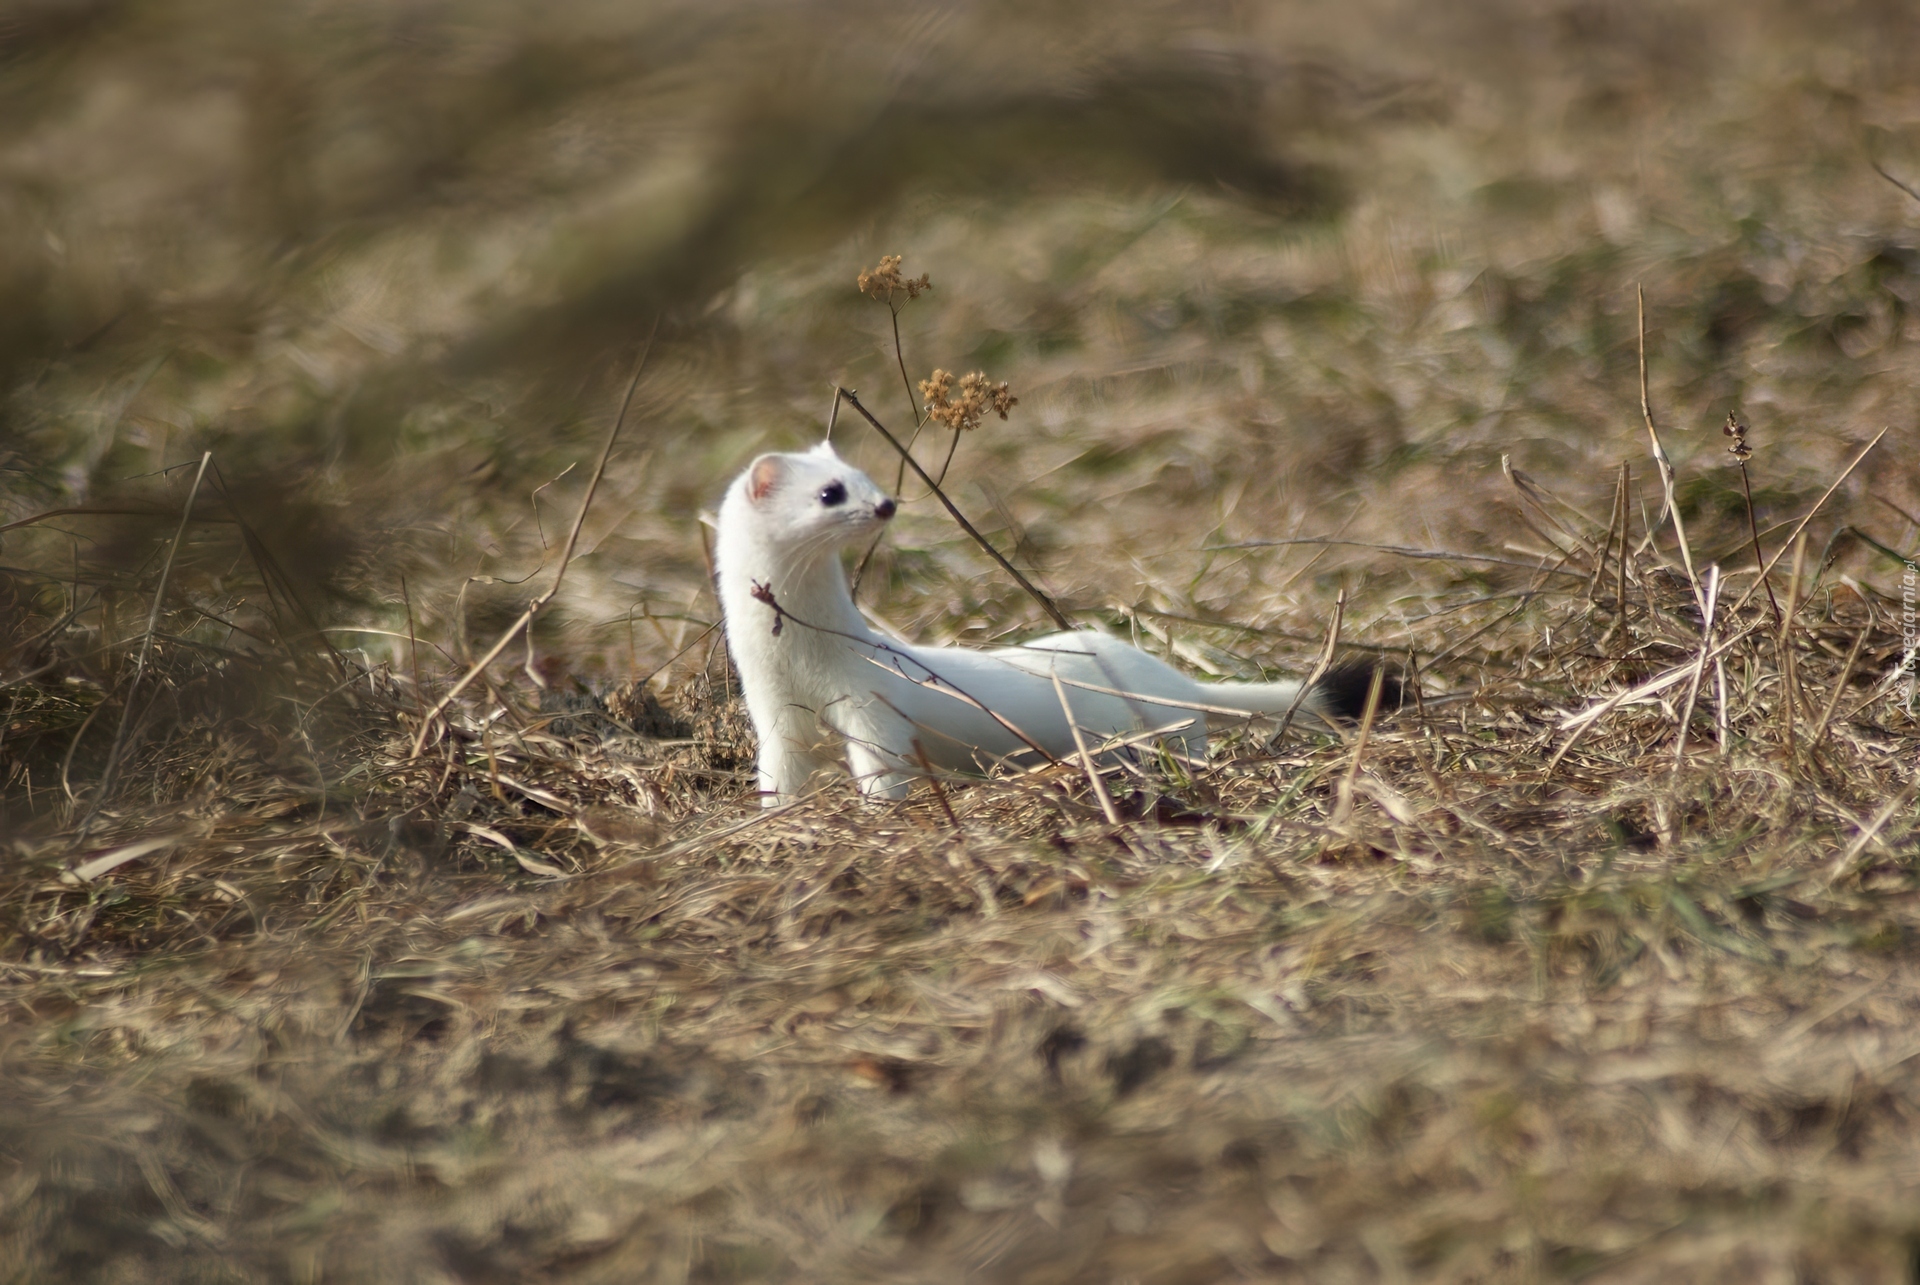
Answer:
top-left (7, 7), bottom-right (1920, 1280)
top-left (3, 0), bottom-right (1918, 748)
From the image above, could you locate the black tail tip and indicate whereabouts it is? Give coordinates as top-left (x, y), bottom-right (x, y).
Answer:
top-left (1315, 659), bottom-right (1407, 723)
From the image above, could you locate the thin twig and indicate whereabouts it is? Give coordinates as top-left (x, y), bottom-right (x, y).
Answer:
top-left (1823, 778), bottom-right (1920, 885)
top-left (1547, 619), bottom-right (1767, 776)
top-left (1871, 158), bottom-right (1920, 206)
top-left (0, 504), bottom-right (233, 535)
top-left (853, 298), bottom-right (937, 596)
top-left (210, 462), bottom-right (349, 677)
top-left (1671, 564), bottom-right (1720, 776)
top-left (1634, 285), bottom-right (1707, 622)
top-left (1586, 462), bottom-right (1624, 606)
top-left (1779, 534), bottom-right (1808, 763)
top-left (836, 387), bottom-right (1073, 630)
top-left (1735, 454), bottom-right (1782, 624)
top-left (77, 450), bottom-right (212, 843)
top-left (912, 739), bottom-right (962, 830)
top-left (930, 426), bottom-right (964, 489)
top-left (1275, 588), bottom-right (1345, 744)
top-left (410, 323), bottom-right (658, 758)
top-left (889, 305), bottom-right (927, 473)
top-left (1723, 428), bottom-right (1888, 618)
top-left (1613, 462), bottom-right (1631, 642)
top-left (1051, 668), bottom-right (1122, 826)
top-left (1503, 455), bottom-right (1603, 564)
top-left (1810, 625), bottom-right (1870, 749)
top-left (1329, 661), bottom-right (1386, 827)
top-left (1206, 538), bottom-right (1590, 582)
top-left (401, 575), bottom-right (426, 728)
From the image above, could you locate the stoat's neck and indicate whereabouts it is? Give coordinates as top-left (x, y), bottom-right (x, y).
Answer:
top-left (719, 511), bottom-right (875, 647)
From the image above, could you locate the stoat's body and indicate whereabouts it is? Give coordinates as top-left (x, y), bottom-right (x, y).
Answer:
top-left (716, 443), bottom-right (1349, 804)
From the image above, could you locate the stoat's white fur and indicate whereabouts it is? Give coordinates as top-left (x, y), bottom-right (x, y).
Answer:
top-left (716, 443), bottom-right (1332, 804)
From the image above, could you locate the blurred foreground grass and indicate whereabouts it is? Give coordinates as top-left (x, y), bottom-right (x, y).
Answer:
top-left (3, 1), bottom-right (1920, 1280)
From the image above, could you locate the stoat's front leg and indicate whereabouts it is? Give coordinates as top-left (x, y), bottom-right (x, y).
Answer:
top-left (833, 696), bottom-right (916, 802)
top-left (753, 703), bottom-right (836, 805)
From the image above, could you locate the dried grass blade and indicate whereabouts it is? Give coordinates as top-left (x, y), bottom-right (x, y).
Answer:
top-left (1724, 427), bottom-right (1889, 618)
top-left (1632, 285), bottom-right (1707, 622)
top-left (1810, 626), bottom-right (1870, 748)
top-left (1671, 564), bottom-right (1721, 775)
top-left (1330, 662), bottom-right (1387, 827)
top-left (1277, 588), bottom-right (1345, 743)
top-left (78, 450), bottom-right (212, 843)
top-left (1549, 621), bottom-right (1762, 774)
top-left (62, 833), bottom-right (181, 885)
top-left (1780, 534), bottom-right (1808, 761)
top-left (1823, 780), bottom-right (1920, 885)
top-left (1588, 462), bottom-right (1626, 606)
top-left (410, 326), bottom-right (657, 757)
top-left (1050, 668), bottom-right (1122, 826)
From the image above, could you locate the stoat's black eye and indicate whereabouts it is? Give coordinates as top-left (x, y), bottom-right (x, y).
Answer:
top-left (818, 481), bottom-right (848, 507)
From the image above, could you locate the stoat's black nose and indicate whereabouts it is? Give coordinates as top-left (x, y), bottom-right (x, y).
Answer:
top-left (874, 498), bottom-right (897, 520)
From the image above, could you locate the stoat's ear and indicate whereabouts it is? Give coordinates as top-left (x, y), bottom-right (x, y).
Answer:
top-left (746, 455), bottom-right (785, 503)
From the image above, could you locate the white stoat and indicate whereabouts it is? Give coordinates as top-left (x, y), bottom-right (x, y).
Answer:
top-left (716, 442), bottom-right (1368, 804)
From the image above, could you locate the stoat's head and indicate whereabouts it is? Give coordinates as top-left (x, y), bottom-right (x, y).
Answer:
top-left (729, 441), bottom-right (896, 561)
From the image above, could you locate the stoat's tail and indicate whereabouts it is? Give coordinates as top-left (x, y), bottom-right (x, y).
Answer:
top-left (1310, 659), bottom-right (1407, 722)
top-left (1204, 660), bottom-right (1403, 725)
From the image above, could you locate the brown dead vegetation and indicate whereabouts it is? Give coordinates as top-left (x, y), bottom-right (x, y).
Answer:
top-left (4, 1), bottom-right (1920, 1282)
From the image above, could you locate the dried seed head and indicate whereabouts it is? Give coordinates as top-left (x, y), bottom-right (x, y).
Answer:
top-left (1724, 410), bottom-right (1752, 463)
top-left (920, 369), bottom-right (1017, 432)
top-left (857, 255), bottom-right (932, 304)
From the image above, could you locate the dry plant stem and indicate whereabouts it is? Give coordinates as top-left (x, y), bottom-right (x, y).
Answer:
top-left (1330, 661), bottom-right (1386, 827)
top-left (1594, 463), bottom-right (1630, 651)
top-left (1872, 158), bottom-right (1920, 205)
top-left (930, 426), bottom-right (964, 489)
top-left (851, 307), bottom-right (934, 598)
top-left (1587, 462), bottom-right (1625, 605)
top-left (1779, 534), bottom-right (1808, 763)
top-left (401, 575), bottom-right (426, 725)
top-left (0, 504), bottom-right (238, 535)
top-left (911, 740), bottom-right (962, 830)
top-left (1824, 779), bottom-right (1920, 885)
top-left (1726, 427), bottom-right (1888, 617)
top-left (1275, 588), bottom-right (1345, 744)
top-left (210, 462), bottom-right (350, 677)
top-left (76, 449), bottom-right (212, 845)
top-left (1051, 669), bottom-right (1122, 826)
top-left (889, 305), bottom-right (927, 486)
top-left (1, 591), bottom-right (98, 684)
top-left (1671, 563), bottom-right (1721, 776)
top-left (1713, 655), bottom-right (1730, 751)
top-left (1873, 490), bottom-right (1920, 533)
top-left (1614, 462), bottom-right (1631, 641)
top-left (1210, 538), bottom-right (1589, 582)
top-left (1503, 456), bottom-right (1601, 564)
top-left (835, 387), bottom-right (1072, 630)
top-left (1634, 286), bottom-right (1707, 621)
top-left (59, 696), bottom-right (106, 804)
top-left (409, 327), bottom-right (657, 759)
top-left (1548, 619), bottom-right (1767, 775)
top-left (1737, 458), bottom-right (1783, 624)
top-left (1810, 625), bottom-right (1870, 749)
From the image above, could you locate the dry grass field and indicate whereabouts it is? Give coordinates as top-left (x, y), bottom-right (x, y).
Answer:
top-left (4, 1), bottom-right (1920, 1280)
